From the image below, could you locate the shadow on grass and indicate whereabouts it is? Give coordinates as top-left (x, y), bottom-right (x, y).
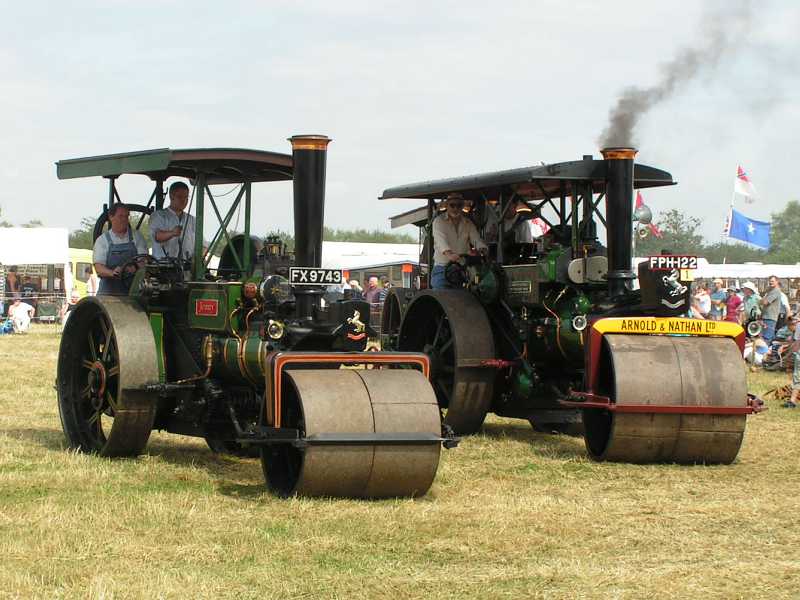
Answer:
top-left (2, 427), bottom-right (66, 451)
top-left (217, 481), bottom-right (271, 499)
top-left (145, 438), bottom-right (269, 500)
top-left (479, 422), bottom-right (586, 459)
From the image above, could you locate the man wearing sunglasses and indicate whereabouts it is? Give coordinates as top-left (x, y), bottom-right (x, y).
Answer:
top-left (431, 192), bottom-right (487, 289)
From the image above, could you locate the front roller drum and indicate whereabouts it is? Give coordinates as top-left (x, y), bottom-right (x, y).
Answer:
top-left (583, 335), bottom-right (747, 464)
top-left (56, 297), bottom-right (159, 457)
top-left (263, 369), bottom-right (441, 498)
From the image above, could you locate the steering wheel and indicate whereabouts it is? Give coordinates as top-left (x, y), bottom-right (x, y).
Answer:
top-left (114, 253), bottom-right (156, 279)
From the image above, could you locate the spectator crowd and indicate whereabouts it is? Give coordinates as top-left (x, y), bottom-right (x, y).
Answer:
top-left (690, 276), bottom-right (799, 408)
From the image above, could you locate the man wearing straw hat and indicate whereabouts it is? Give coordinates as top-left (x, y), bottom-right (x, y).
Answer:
top-left (431, 192), bottom-right (487, 289)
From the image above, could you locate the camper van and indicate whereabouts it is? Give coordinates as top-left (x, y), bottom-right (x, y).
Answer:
top-left (69, 248), bottom-right (97, 297)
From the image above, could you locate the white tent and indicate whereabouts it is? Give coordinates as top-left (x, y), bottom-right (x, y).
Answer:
top-left (635, 256), bottom-right (800, 284)
top-left (321, 241), bottom-right (419, 271)
top-left (0, 228), bottom-right (70, 265)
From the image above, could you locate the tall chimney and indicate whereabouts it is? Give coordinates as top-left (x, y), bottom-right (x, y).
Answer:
top-left (601, 147), bottom-right (637, 297)
top-left (289, 134), bottom-right (331, 318)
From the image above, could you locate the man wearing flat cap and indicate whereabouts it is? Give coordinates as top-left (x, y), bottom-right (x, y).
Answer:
top-left (431, 192), bottom-right (487, 289)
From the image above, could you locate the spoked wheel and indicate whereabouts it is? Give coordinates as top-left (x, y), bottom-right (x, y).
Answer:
top-left (379, 287), bottom-right (412, 350)
top-left (583, 335), bottom-right (748, 464)
top-left (398, 290), bottom-right (495, 434)
top-left (57, 297), bottom-right (159, 456)
top-left (262, 369), bottom-right (441, 498)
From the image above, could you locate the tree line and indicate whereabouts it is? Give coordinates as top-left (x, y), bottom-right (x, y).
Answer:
top-left (3, 200), bottom-right (797, 264)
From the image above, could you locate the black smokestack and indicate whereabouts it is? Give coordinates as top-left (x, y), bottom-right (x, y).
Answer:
top-left (290, 134), bottom-right (330, 267)
top-left (599, 1), bottom-right (753, 147)
top-left (290, 134), bottom-right (331, 318)
top-left (602, 147), bottom-right (637, 297)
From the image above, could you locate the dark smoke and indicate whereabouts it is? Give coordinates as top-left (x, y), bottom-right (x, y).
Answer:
top-left (599, 1), bottom-right (753, 148)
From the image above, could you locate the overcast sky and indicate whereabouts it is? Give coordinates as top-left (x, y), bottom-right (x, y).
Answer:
top-left (1, 0), bottom-right (798, 243)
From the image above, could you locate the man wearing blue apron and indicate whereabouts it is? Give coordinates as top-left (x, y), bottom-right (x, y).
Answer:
top-left (92, 204), bottom-right (148, 295)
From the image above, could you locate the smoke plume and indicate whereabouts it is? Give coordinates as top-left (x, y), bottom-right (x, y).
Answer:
top-left (599, 1), bottom-right (753, 148)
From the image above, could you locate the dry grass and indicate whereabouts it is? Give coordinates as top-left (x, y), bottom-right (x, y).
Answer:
top-left (1, 325), bottom-right (798, 599)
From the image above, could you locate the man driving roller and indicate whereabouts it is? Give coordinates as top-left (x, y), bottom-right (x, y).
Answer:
top-left (431, 192), bottom-right (487, 289)
top-left (150, 181), bottom-right (196, 261)
top-left (92, 203), bottom-right (147, 295)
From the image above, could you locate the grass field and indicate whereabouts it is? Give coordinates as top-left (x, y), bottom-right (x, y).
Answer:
top-left (1, 325), bottom-right (798, 599)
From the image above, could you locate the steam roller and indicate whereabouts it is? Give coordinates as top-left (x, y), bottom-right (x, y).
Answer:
top-left (55, 134), bottom-right (455, 499)
top-left (381, 145), bottom-right (761, 464)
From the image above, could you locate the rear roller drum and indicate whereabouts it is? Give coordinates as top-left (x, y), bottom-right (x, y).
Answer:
top-left (262, 369), bottom-right (441, 498)
top-left (56, 297), bottom-right (159, 457)
top-left (398, 290), bottom-right (495, 434)
top-left (379, 287), bottom-right (412, 350)
top-left (583, 335), bottom-right (747, 464)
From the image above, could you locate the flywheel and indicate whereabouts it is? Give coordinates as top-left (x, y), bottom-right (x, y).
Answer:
top-left (398, 290), bottom-right (495, 434)
top-left (57, 297), bottom-right (159, 457)
top-left (583, 334), bottom-right (747, 464)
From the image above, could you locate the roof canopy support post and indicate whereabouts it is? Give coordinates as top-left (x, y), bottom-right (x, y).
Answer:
top-left (498, 191), bottom-right (510, 265)
top-left (134, 185), bottom-right (158, 231)
top-left (571, 181), bottom-right (580, 257)
top-left (243, 182), bottom-right (252, 271)
top-left (559, 181), bottom-right (566, 223)
top-left (193, 174), bottom-right (206, 280)
top-left (425, 198), bottom-right (434, 287)
top-left (582, 182), bottom-right (593, 239)
top-left (206, 184), bottom-right (243, 274)
top-left (155, 178), bottom-right (165, 211)
top-left (105, 177), bottom-right (118, 211)
top-left (593, 193), bottom-right (607, 228)
top-left (204, 185), bottom-right (246, 268)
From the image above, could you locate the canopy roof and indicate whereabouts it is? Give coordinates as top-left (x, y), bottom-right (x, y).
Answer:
top-left (380, 158), bottom-right (674, 202)
top-left (56, 147), bottom-right (293, 184)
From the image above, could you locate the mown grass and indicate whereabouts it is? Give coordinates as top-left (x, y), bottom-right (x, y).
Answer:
top-left (1, 326), bottom-right (798, 599)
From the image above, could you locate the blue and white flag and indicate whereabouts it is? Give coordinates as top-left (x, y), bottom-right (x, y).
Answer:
top-left (725, 208), bottom-right (771, 249)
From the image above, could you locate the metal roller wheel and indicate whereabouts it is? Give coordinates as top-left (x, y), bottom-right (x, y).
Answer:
top-left (262, 369), bottom-right (441, 498)
top-left (398, 290), bottom-right (495, 434)
top-left (56, 297), bottom-right (159, 456)
top-left (583, 335), bottom-right (747, 464)
top-left (379, 287), bottom-right (413, 349)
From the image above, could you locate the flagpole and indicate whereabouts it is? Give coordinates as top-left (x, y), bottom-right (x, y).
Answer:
top-left (722, 173), bottom-right (738, 265)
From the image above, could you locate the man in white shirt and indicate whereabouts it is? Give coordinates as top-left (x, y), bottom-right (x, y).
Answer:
top-left (8, 296), bottom-right (35, 333)
top-left (149, 181), bottom-right (196, 262)
top-left (93, 204), bottom-right (148, 295)
top-left (431, 193), bottom-right (487, 289)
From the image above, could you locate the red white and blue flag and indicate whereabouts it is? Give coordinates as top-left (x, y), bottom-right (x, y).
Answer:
top-left (734, 165), bottom-right (757, 203)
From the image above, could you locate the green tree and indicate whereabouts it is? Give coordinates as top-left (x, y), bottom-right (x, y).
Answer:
top-left (634, 208), bottom-right (705, 256)
top-left (0, 206), bottom-right (12, 228)
top-left (322, 227), bottom-right (414, 244)
top-left (68, 217), bottom-right (97, 249)
top-left (20, 219), bottom-right (44, 228)
top-left (765, 200), bottom-right (800, 264)
top-left (68, 214), bottom-right (152, 249)
top-left (702, 241), bottom-right (766, 264)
